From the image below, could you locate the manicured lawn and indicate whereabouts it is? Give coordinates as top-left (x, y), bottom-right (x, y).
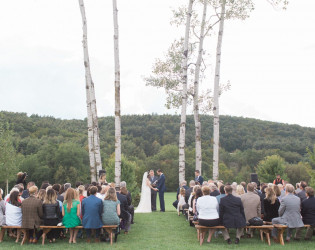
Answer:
top-left (1, 192), bottom-right (314, 249)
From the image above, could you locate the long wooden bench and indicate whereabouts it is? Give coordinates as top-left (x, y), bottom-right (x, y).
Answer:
top-left (0, 225), bottom-right (118, 246)
top-left (195, 225), bottom-right (274, 246)
top-left (273, 224), bottom-right (311, 246)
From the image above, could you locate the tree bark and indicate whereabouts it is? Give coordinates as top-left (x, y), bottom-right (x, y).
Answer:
top-left (113, 0), bottom-right (121, 186)
top-left (193, 0), bottom-right (207, 173)
top-left (212, 0), bottom-right (226, 181)
top-left (78, 0), bottom-right (102, 182)
top-left (179, 0), bottom-right (194, 184)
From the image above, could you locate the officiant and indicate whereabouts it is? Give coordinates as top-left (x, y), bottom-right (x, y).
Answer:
top-left (149, 170), bottom-right (158, 211)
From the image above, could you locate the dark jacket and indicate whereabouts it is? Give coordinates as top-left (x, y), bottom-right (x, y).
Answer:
top-left (157, 174), bottom-right (166, 192)
top-left (117, 192), bottom-right (129, 221)
top-left (126, 191), bottom-right (132, 206)
top-left (263, 198), bottom-right (280, 222)
top-left (82, 195), bottom-right (103, 229)
top-left (195, 175), bottom-right (204, 185)
top-left (297, 190), bottom-right (307, 203)
top-left (185, 187), bottom-right (193, 204)
top-left (301, 196), bottom-right (315, 225)
top-left (210, 190), bottom-right (220, 197)
top-left (43, 202), bottom-right (60, 220)
top-left (219, 194), bottom-right (246, 228)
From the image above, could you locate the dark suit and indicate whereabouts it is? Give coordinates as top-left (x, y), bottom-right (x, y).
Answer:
top-left (126, 191), bottom-right (134, 223)
top-left (297, 190), bottom-right (307, 203)
top-left (195, 175), bottom-right (204, 185)
top-left (149, 175), bottom-right (158, 211)
top-left (157, 174), bottom-right (166, 212)
top-left (117, 192), bottom-right (131, 232)
top-left (296, 196), bottom-right (315, 240)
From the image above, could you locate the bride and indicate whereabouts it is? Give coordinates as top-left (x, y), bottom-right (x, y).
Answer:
top-left (135, 172), bottom-right (155, 213)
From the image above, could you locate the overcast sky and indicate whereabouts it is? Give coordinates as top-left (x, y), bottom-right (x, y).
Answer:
top-left (0, 0), bottom-right (314, 128)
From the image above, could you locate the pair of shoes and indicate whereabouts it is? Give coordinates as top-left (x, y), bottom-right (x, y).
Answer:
top-left (226, 238), bottom-right (232, 244)
top-left (235, 238), bottom-right (240, 244)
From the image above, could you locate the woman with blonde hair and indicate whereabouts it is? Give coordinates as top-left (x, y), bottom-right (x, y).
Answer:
top-left (101, 187), bottom-right (120, 226)
top-left (177, 188), bottom-right (186, 216)
top-left (37, 189), bottom-right (46, 202)
top-left (235, 185), bottom-right (245, 197)
top-left (62, 188), bottom-right (81, 243)
top-left (263, 187), bottom-right (280, 222)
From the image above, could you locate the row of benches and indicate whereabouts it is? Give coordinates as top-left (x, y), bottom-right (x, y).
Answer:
top-left (183, 210), bottom-right (312, 246)
top-left (0, 225), bottom-right (118, 246)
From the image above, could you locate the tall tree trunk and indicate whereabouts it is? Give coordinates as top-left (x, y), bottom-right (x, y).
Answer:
top-left (113, 0), bottom-right (121, 186)
top-left (193, 0), bottom-right (207, 173)
top-left (179, 0), bottom-right (194, 184)
top-left (6, 178), bottom-right (8, 196)
top-left (212, 0), bottom-right (226, 181)
top-left (78, 0), bottom-right (102, 182)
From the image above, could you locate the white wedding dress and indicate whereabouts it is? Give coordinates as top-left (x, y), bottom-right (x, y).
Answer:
top-left (135, 172), bottom-right (152, 213)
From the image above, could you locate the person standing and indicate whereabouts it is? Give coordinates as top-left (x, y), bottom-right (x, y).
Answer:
top-left (149, 170), bottom-right (158, 211)
top-left (195, 170), bottom-right (204, 185)
top-left (273, 174), bottom-right (284, 185)
top-left (155, 169), bottom-right (166, 212)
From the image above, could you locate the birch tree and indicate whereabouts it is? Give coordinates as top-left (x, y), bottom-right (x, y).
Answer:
top-left (113, 0), bottom-right (122, 186)
top-left (178, 0), bottom-right (194, 184)
top-left (78, 0), bottom-right (102, 182)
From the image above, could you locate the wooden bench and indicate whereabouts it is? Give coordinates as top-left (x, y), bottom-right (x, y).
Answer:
top-left (273, 224), bottom-right (311, 246)
top-left (194, 225), bottom-right (274, 246)
top-left (0, 225), bottom-right (118, 246)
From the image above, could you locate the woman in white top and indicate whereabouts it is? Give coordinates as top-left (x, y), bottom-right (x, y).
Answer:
top-left (177, 188), bottom-right (186, 216)
top-left (196, 186), bottom-right (220, 243)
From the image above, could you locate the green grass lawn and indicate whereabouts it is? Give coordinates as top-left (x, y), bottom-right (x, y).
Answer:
top-left (1, 192), bottom-right (314, 249)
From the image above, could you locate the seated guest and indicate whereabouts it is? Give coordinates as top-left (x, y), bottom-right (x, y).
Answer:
top-left (271, 184), bottom-right (304, 241)
top-left (277, 184), bottom-right (286, 201)
top-left (62, 188), bottom-right (81, 243)
top-left (219, 185), bottom-right (246, 244)
top-left (273, 185), bottom-right (281, 200)
top-left (235, 185), bottom-right (245, 197)
top-left (240, 182), bottom-right (247, 193)
top-left (241, 183), bottom-right (261, 237)
top-left (78, 185), bottom-right (86, 203)
top-left (188, 185), bottom-right (200, 216)
top-left (21, 186), bottom-right (43, 243)
top-left (297, 181), bottom-right (307, 202)
top-left (102, 187), bottom-right (121, 226)
top-left (116, 187), bottom-right (131, 234)
top-left (97, 185), bottom-right (107, 200)
top-left (22, 182), bottom-right (35, 199)
top-left (231, 182), bottom-right (238, 196)
top-left (82, 186), bottom-right (103, 243)
top-left (263, 187), bottom-right (280, 222)
top-left (6, 191), bottom-right (22, 226)
top-left (192, 188), bottom-right (203, 217)
top-left (216, 185), bottom-right (226, 205)
top-left (295, 183), bottom-right (301, 194)
top-left (61, 183), bottom-right (71, 197)
top-left (196, 186), bottom-right (219, 243)
top-left (173, 181), bottom-right (188, 209)
top-left (41, 189), bottom-right (61, 242)
top-left (295, 187), bottom-right (315, 240)
top-left (0, 189), bottom-right (5, 226)
top-left (52, 184), bottom-right (64, 202)
top-left (37, 189), bottom-right (46, 202)
top-left (210, 183), bottom-right (220, 197)
top-left (40, 181), bottom-right (50, 190)
top-left (120, 181), bottom-right (135, 224)
top-left (177, 188), bottom-right (186, 216)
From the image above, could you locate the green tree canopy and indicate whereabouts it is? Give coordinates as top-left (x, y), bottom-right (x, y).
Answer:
top-left (256, 155), bottom-right (287, 183)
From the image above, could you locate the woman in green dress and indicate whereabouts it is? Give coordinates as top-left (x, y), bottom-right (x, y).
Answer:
top-left (62, 188), bottom-right (81, 243)
top-left (102, 187), bottom-right (120, 225)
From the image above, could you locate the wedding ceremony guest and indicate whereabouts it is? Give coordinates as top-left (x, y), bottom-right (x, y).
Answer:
top-left (277, 184), bottom-right (286, 201)
top-left (173, 181), bottom-right (188, 209)
top-left (241, 182), bottom-right (247, 193)
top-left (231, 182), bottom-right (238, 196)
top-left (297, 181), bottom-right (307, 202)
top-left (78, 185), bottom-right (85, 203)
top-left (219, 185), bottom-right (246, 245)
top-left (149, 170), bottom-right (158, 211)
top-left (120, 183), bottom-right (135, 224)
top-left (182, 180), bottom-right (195, 213)
top-left (216, 185), bottom-right (226, 205)
top-left (295, 183), bottom-right (301, 194)
top-left (0, 189), bottom-right (5, 226)
top-left (4, 187), bottom-right (20, 202)
top-left (196, 186), bottom-right (220, 243)
top-left (271, 184), bottom-right (304, 242)
top-left (6, 191), bottom-right (22, 227)
top-left (40, 181), bottom-right (50, 190)
top-left (21, 186), bottom-right (43, 243)
top-left (241, 183), bottom-right (261, 237)
top-left (192, 188), bottom-right (203, 216)
top-left (295, 187), bottom-right (315, 240)
top-left (62, 188), bottom-right (81, 243)
top-left (61, 183), bottom-right (71, 197)
top-left (188, 185), bottom-right (200, 216)
top-left (41, 189), bottom-right (61, 242)
top-left (177, 188), bottom-right (186, 215)
top-left (210, 183), bottom-right (220, 197)
top-left (195, 170), bottom-right (204, 185)
top-left (273, 185), bottom-right (281, 200)
top-left (235, 185), bottom-right (245, 197)
top-left (102, 187), bottom-right (120, 226)
top-left (52, 184), bottom-right (64, 202)
top-left (37, 189), bottom-right (46, 202)
top-left (116, 187), bottom-right (131, 234)
top-left (273, 174), bottom-right (285, 185)
top-left (82, 186), bottom-right (103, 243)
top-left (263, 187), bottom-right (280, 222)
top-left (21, 181), bottom-right (35, 199)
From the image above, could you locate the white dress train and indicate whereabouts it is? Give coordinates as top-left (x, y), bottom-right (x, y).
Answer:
top-left (135, 172), bottom-right (152, 213)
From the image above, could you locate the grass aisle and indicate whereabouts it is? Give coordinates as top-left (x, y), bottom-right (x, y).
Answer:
top-left (1, 193), bottom-right (314, 249)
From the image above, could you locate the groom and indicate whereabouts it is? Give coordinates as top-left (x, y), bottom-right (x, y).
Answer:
top-left (155, 169), bottom-right (166, 212)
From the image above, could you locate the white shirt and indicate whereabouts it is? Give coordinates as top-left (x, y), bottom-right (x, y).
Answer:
top-left (196, 195), bottom-right (219, 220)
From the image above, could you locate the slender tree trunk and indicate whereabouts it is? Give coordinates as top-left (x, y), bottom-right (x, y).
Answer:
top-left (193, 0), bottom-right (207, 173)
top-left (212, 0), bottom-right (226, 181)
top-left (6, 178), bottom-right (8, 196)
top-left (179, 0), bottom-right (194, 184)
top-left (79, 0), bottom-right (102, 182)
top-left (113, 0), bottom-right (121, 186)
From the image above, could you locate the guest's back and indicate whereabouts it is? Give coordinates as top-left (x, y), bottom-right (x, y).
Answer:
top-left (240, 184), bottom-right (261, 222)
top-left (21, 188), bottom-right (43, 229)
top-left (82, 194), bottom-right (103, 229)
top-left (301, 195), bottom-right (315, 225)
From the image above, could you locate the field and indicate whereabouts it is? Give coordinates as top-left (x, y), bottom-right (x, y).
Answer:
top-left (0, 192), bottom-right (314, 249)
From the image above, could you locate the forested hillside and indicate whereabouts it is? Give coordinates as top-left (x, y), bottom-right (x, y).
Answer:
top-left (1, 111), bottom-right (315, 192)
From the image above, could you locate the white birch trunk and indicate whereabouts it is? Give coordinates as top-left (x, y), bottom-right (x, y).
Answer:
top-left (193, 0), bottom-right (207, 173)
top-left (113, 0), bottom-right (121, 186)
top-left (79, 0), bottom-right (102, 182)
top-left (212, 0), bottom-right (226, 181)
top-left (179, 0), bottom-right (194, 184)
